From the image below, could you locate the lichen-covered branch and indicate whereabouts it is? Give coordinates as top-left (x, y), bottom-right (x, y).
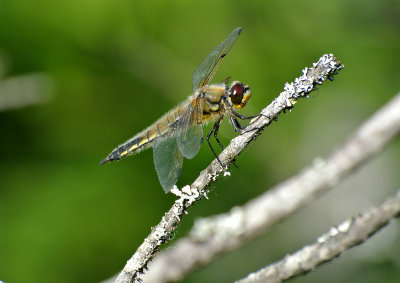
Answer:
top-left (236, 190), bottom-right (400, 283)
top-left (114, 54), bottom-right (344, 283)
top-left (141, 92), bottom-right (400, 282)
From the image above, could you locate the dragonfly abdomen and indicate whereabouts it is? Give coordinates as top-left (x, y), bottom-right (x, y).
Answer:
top-left (100, 106), bottom-right (184, 165)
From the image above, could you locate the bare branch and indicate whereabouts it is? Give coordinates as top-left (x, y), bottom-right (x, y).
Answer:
top-left (236, 190), bottom-right (400, 283)
top-left (141, 91), bottom-right (400, 282)
top-left (114, 54), bottom-right (344, 283)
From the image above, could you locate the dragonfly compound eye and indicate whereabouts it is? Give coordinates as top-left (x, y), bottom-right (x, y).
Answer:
top-left (229, 81), bottom-right (252, 109)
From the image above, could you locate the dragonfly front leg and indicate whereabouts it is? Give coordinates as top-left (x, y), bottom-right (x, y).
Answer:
top-left (230, 108), bottom-right (264, 121)
top-left (229, 114), bottom-right (244, 133)
top-left (229, 109), bottom-right (271, 140)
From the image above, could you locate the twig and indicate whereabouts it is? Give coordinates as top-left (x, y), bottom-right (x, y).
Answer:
top-left (236, 190), bottom-right (400, 283)
top-left (114, 54), bottom-right (344, 283)
top-left (141, 92), bottom-right (400, 282)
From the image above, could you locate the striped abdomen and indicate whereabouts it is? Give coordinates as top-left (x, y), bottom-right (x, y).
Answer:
top-left (99, 103), bottom-right (187, 165)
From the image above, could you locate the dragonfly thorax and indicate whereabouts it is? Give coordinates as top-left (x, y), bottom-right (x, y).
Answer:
top-left (228, 81), bottom-right (252, 110)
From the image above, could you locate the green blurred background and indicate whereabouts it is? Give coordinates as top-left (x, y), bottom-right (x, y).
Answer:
top-left (0, 0), bottom-right (399, 282)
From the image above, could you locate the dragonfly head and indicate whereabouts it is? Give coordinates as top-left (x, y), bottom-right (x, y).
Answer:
top-left (228, 81), bottom-right (252, 110)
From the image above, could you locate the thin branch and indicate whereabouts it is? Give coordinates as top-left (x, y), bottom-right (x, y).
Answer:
top-left (141, 91), bottom-right (400, 283)
top-left (114, 54), bottom-right (344, 283)
top-left (236, 190), bottom-right (400, 283)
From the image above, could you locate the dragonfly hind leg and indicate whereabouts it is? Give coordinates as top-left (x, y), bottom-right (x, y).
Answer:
top-left (207, 117), bottom-right (239, 168)
top-left (206, 118), bottom-right (223, 167)
top-left (213, 117), bottom-right (225, 150)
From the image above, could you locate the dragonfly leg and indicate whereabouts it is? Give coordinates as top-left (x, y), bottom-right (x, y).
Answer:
top-left (231, 109), bottom-right (265, 120)
top-left (229, 114), bottom-right (244, 133)
top-left (225, 101), bottom-right (268, 134)
top-left (213, 117), bottom-right (224, 150)
top-left (213, 117), bottom-right (239, 168)
top-left (207, 118), bottom-right (239, 168)
top-left (207, 121), bottom-right (223, 167)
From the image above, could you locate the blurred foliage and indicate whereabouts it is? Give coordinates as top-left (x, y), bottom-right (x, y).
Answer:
top-left (0, 0), bottom-right (399, 282)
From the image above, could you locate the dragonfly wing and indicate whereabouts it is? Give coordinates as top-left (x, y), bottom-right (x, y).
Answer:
top-left (176, 95), bottom-right (204, 159)
top-left (192, 27), bottom-right (242, 91)
top-left (153, 136), bottom-right (184, 193)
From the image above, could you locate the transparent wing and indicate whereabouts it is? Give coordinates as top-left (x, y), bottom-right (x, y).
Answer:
top-left (176, 95), bottom-right (204, 159)
top-left (192, 27), bottom-right (242, 91)
top-left (153, 136), bottom-right (184, 193)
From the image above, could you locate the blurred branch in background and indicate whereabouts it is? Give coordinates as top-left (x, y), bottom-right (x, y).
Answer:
top-left (141, 91), bottom-right (400, 282)
top-left (237, 190), bottom-right (400, 283)
top-left (113, 54), bottom-right (344, 283)
top-left (0, 73), bottom-right (53, 111)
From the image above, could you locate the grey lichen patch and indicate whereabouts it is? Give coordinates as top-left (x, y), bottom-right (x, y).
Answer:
top-left (190, 206), bottom-right (246, 242)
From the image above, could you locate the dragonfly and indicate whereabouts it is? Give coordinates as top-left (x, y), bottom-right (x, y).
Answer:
top-left (100, 27), bottom-right (258, 193)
